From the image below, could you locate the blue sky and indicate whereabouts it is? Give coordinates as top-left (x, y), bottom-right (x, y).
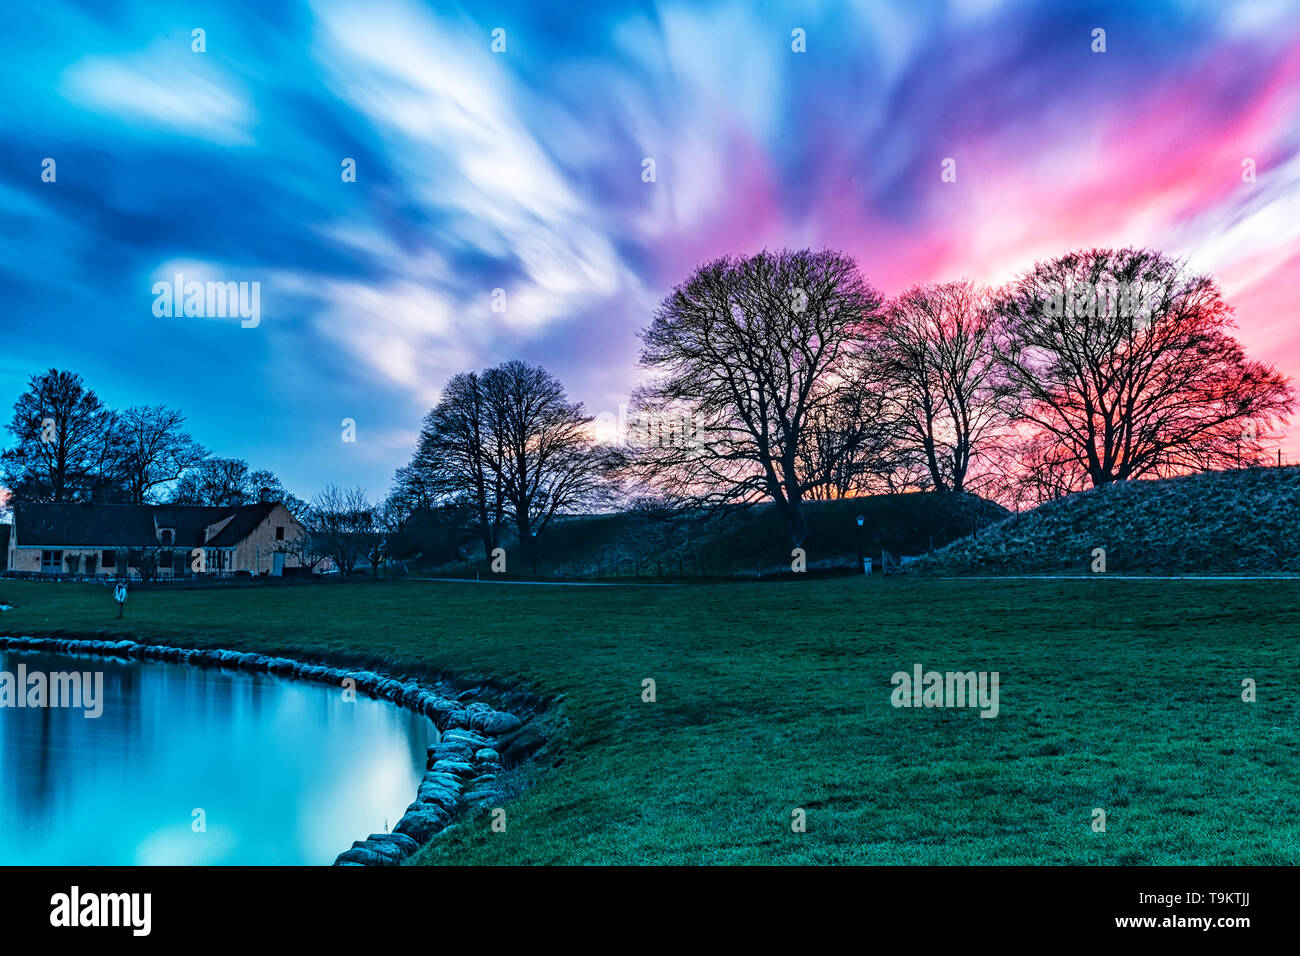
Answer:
top-left (3, 0), bottom-right (1299, 500)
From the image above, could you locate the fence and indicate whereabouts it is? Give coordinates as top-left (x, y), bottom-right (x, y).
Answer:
top-left (423, 551), bottom-right (923, 581)
top-left (4, 569), bottom-right (256, 586)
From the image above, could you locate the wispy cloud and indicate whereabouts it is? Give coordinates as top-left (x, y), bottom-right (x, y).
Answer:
top-left (61, 44), bottom-right (255, 143)
top-left (2, 0), bottom-right (1299, 495)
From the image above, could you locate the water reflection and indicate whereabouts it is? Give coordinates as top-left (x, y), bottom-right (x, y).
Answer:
top-left (0, 649), bottom-right (435, 865)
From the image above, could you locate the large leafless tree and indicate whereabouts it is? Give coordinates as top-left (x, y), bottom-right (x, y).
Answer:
top-left (994, 248), bottom-right (1294, 489)
top-left (170, 457), bottom-right (255, 507)
top-left (487, 361), bottom-right (604, 541)
top-left (403, 361), bottom-right (603, 557)
top-left (1, 369), bottom-right (117, 502)
top-left (633, 248), bottom-right (885, 547)
top-left (116, 405), bottom-right (207, 504)
top-left (2, 370), bottom-right (216, 505)
top-left (874, 280), bottom-right (1010, 494)
top-left (408, 371), bottom-right (507, 555)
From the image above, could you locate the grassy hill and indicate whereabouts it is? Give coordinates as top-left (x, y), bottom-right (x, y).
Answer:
top-left (427, 492), bottom-right (1010, 579)
top-left (915, 465), bottom-right (1300, 576)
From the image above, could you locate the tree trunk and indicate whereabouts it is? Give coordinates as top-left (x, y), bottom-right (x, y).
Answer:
top-left (784, 495), bottom-right (809, 549)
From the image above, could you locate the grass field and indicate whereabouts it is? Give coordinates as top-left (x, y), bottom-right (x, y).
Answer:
top-left (2, 575), bottom-right (1299, 864)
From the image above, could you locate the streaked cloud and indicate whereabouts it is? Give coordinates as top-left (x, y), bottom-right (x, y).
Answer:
top-left (2, 0), bottom-right (1298, 497)
top-left (61, 45), bottom-right (255, 143)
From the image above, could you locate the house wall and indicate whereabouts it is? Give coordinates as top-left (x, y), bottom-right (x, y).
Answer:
top-left (233, 504), bottom-right (306, 574)
top-left (9, 547), bottom-right (122, 574)
top-left (11, 548), bottom-right (39, 573)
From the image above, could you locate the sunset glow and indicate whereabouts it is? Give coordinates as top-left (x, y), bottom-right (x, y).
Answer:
top-left (2, 0), bottom-right (1298, 495)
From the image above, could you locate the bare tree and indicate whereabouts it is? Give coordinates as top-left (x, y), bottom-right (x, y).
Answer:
top-left (84, 408), bottom-right (129, 503)
top-left (483, 361), bottom-right (604, 542)
top-left (406, 371), bottom-right (507, 556)
top-left (874, 281), bottom-right (1010, 493)
top-left (247, 469), bottom-right (309, 516)
top-left (306, 484), bottom-right (372, 577)
top-left (1, 369), bottom-right (117, 502)
top-left (362, 496), bottom-right (409, 578)
top-left (633, 248), bottom-right (884, 547)
top-left (128, 547), bottom-right (166, 583)
top-left (171, 457), bottom-right (252, 506)
top-left (277, 520), bottom-right (329, 574)
top-left (389, 462), bottom-right (439, 514)
top-left (404, 362), bottom-right (604, 558)
top-left (795, 386), bottom-right (903, 500)
top-left (994, 431), bottom-right (1090, 508)
top-left (170, 458), bottom-right (301, 511)
top-left (116, 405), bottom-right (207, 504)
top-left (994, 248), bottom-right (1294, 488)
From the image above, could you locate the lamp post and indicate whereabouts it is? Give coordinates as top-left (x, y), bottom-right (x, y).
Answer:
top-left (530, 528), bottom-right (538, 576)
top-left (856, 514), bottom-right (865, 576)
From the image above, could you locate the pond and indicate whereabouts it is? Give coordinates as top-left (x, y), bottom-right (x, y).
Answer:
top-left (0, 647), bottom-right (436, 865)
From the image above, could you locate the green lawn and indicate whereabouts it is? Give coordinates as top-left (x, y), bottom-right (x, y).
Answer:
top-left (2, 576), bottom-right (1298, 864)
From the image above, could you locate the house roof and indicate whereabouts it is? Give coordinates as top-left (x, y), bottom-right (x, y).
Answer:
top-left (153, 506), bottom-right (237, 545)
top-left (204, 503), bottom-right (277, 547)
top-left (15, 503), bottom-right (159, 547)
top-left (11, 502), bottom-right (284, 548)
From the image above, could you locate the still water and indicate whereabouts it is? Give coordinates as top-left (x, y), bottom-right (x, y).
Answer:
top-left (0, 648), bottom-right (436, 865)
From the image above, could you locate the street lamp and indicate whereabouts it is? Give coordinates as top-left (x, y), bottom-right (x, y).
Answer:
top-left (530, 528), bottom-right (538, 576)
top-left (855, 514), bottom-right (865, 576)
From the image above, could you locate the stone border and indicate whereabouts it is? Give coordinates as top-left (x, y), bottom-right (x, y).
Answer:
top-left (0, 634), bottom-right (528, 866)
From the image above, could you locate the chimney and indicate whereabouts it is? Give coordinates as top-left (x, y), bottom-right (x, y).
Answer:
top-left (258, 487), bottom-right (277, 505)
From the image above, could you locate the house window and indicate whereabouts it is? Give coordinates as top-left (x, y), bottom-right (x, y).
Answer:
top-left (41, 550), bottom-right (63, 574)
top-left (102, 549), bottom-right (115, 568)
top-left (275, 526), bottom-right (285, 540)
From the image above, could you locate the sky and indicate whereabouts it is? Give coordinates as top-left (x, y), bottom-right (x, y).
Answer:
top-left (2, 0), bottom-right (1299, 500)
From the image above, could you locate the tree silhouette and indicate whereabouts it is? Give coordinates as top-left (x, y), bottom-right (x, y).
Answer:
top-left (633, 249), bottom-right (884, 547)
top-left (994, 248), bottom-right (1293, 489)
top-left (874, 281), bottom-right (1010, 494)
